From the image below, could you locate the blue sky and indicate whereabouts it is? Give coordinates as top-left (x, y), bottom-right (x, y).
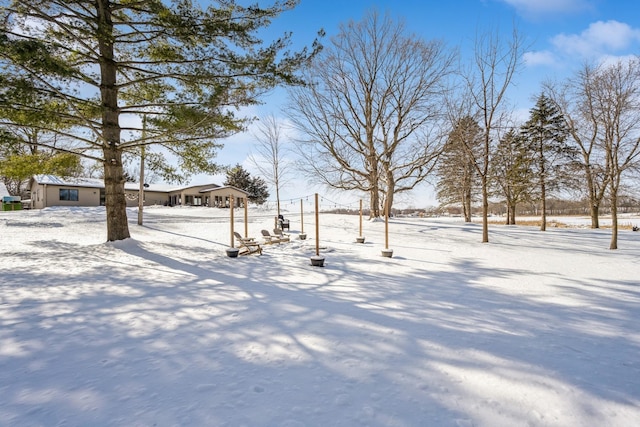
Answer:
top-left (255, 0), bottom-right (640, 114)
top-left (204, 0), bottom-right (640, 207)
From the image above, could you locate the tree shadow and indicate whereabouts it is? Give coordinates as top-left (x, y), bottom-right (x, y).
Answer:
top-left (1, 214), bottom-right (639, 426)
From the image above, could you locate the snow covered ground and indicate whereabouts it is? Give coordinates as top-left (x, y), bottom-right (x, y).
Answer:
top-left (1, 205), bottom-right (639, 427)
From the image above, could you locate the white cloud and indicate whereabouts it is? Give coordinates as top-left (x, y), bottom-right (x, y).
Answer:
top-left (552, 20), bottom-right (640, 58)
top-left (523, 50), bottom-right (557, 67)
top-left (498, 0), bottom-right (593, 17)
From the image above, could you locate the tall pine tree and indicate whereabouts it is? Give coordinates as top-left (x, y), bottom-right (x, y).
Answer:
top-left (490, 128), bottom-right (533, 224)
top-left (436, 116), bottom-right (482, 222)
top-left (224, 164), bottom-right (269, 205)
top-left (520, 93), bottom-right (573, 231)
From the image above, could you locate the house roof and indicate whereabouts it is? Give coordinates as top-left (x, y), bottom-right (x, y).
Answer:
top-left (31, 175), bottom-right (245, 194)
top-left (199, 185), bottom-right (248, 195)
top-left (0, 183), bottom-right (10, 198)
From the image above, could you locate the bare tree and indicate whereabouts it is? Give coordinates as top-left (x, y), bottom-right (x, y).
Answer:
top-left (287, 10), bottom-right (455, 217)
top-left (550, 59), bottom-right (640, 247)
top-left (249, 115), bottom-right (292, 216)
top-left (460, 27), bottom-right (524, 242)
top-left (591, 59), bottom-right (640, 249)
top-left (545, 67), bottom-right (609, 229)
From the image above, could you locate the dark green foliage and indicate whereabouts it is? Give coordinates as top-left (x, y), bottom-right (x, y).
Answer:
top-left (520, 94), bottom-right (574, 191)
top-left (520, 93), bottom-right (575, 230)
top-left (491, 128), bottom-right (534, 224)
top-left (436, 116), bottom-right (483, 221)
top-left (224, 164), bottom-right (270, 205)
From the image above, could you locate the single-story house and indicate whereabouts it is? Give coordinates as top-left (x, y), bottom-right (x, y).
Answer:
top-left (29, 175), bottom-right (249, 209)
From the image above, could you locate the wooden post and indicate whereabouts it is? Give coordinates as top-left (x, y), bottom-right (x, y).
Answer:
top-left (137, 114), bottom-right (146, 226)
top-left (300, 199), bottom-right (304, 234)
top-left (359, 199), bottom-right (363, 236)
top-left (244, 197), bottom-right (248, 237)
top-left (385, 198), bottom-right (389, 249)
top-left (315, 193), bottom-right (319, 256)
top-left (230, 194), bottom-right (234, 248)
top-left (137, 145), bottom-right (145, 226)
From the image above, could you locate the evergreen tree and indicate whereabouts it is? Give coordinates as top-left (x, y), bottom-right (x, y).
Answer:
top-left (520, 93), bottom-right (573, 231)
top-left (436, 116), bottom-right (482, 222)
top-left (224, 164), bottom-right (269, 205)
top-left (490, 128), bottom-right (533, 224)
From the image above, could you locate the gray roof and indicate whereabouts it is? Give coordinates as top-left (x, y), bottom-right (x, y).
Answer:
top-left (32, 175), bottom-right (225, 193)
top-left (0, 182), bottom-right (10, 198)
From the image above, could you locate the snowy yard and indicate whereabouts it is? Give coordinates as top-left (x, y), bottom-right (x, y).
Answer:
top-left (1, 206), bottom-right (639, 427)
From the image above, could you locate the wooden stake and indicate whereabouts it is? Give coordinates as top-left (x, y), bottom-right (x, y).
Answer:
top-left (230, 194), bottom-right (234, 248)
top-left (244, 197), bottom-right (248, 237)
top-left (359, 199), bottom-right (363, 236)
top-left (385, 198), bottom-right (389, 249)
top-left (315, 193), bottom-right (319, 256)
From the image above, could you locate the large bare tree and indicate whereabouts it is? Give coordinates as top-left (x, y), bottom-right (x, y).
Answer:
top-left (591, 58), bottom-right (640, 249)
top-left (545, 67), bottom-right (609, 229)
top-left (287, 10), bottom-right (455, 217)
top-left (549, 59), bottom-right (640, 248)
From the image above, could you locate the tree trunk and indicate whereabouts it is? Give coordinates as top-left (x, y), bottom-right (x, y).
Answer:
top-left (540, 185), bottom-right (547, 231)
top-left (385, 172), bottom-right (396, 218)
top-left (539, 154), bottom-right (547, 231)
top-left (584, 165), bottom-right (600, 229)
top-left (104, 149), bottom-right (130, 241)
top-left (465, 187), bottom-right (472, 222)
top-left (481, 175), bottom-right (489, 243)
top-left (97, 0), bottom-right (130, 241)
top-left (610, 188), bottom-right (618, 250)
top-left (590, 203), bottom-right (600, 229)
top-left (509, 202), bottom-right (517, 225)
top-left (369, 187), bottom-right (380, 218)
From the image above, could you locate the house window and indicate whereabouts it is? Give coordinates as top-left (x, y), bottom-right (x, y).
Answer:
top-left (59, 188), bottom-right (79, 201)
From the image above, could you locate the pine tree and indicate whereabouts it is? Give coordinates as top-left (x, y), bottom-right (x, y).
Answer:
top-left (490, 129), bottom-right (534, 224)
top-left (520, 93), bottom-right (574, 231)
top-left (436, 116), bottom-right (482, 222)
top-left (224, 164), bottom-right (270, 205)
